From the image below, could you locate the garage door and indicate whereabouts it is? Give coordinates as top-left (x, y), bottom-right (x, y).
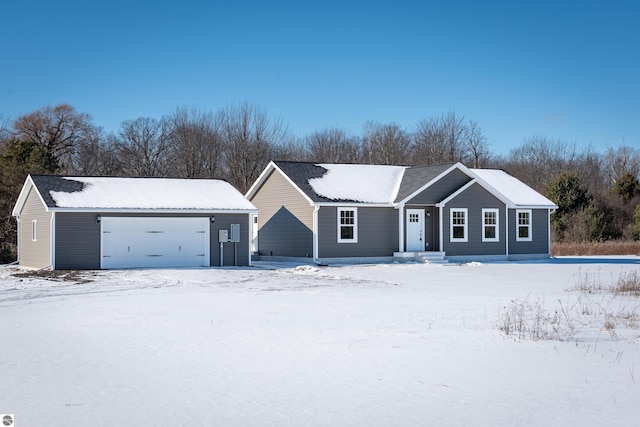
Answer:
top-left (101, 217), bottom-right (210, 269)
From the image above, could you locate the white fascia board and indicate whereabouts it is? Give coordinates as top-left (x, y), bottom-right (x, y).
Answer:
top-left (397, 162), bottom-right (470, 205)
top-left (48, 208), bottom-right (259, 214)
top-left (435, 179), bottom-right (478, 207)
top-left (245, 161), bottom-right (316, 207)
top-left (465, 169), bottom-right (519, 209)
top-left (314, 202), bottom-right (394, 208)
top-left (12, 175), bottom-right (49, 217)
top-left (245, 161), bottom-right (277, 200)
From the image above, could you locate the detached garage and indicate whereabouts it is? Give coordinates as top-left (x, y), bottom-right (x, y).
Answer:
top-left (12, 175), bottom-right (258, 269)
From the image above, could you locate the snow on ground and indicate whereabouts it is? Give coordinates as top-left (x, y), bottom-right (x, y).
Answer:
top-left (1, 258), bottom-right (639, 426)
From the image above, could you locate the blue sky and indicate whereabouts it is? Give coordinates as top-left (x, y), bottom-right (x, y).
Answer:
top-left (2, 1), bottom-right (638, 154)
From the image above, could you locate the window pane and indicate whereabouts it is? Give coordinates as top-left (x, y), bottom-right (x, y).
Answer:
top-left (485, 226), bottom-right (496, 239)
top-left (518, 226), bottom-right (529, 238)
top-left (453, 225), bottom-right (465, 239)
top-left (341, 226), bottom-right (354, 240)
top-left (340, 210), bottom-right (354, 225)
top-left (484, 212), bottom-right (496, 225)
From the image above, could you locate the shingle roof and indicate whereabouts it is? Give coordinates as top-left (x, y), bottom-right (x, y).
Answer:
top-left (30, 175), bottom-right (85, 207)
top-left (394, 163), bottom-right (455, 202)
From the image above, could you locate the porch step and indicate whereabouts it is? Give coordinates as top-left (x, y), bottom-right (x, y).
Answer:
top-left (393, 251), bottom-right (448, 264)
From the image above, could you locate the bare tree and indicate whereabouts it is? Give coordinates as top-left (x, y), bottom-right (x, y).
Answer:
top-left (362, 121), bottom-right (411, 165)
top-left (464, 120), bottom-right (490, 168)
top-left (412, 111), bottom-right (468, 165)
top-left (167, 107), bottom-right (224, 178)
top-left (272, 136), bottom-right (309, 162)
top-left (12, 104), bottom-right (97, 172)
top-left (603, 145), bottom-right (640, 186)
top-left (219, 102), bottom-right (286, 193)
top-left (115, 117), bottom-right (172, 177)
top-left (305, 127), bottom-right (362, 163)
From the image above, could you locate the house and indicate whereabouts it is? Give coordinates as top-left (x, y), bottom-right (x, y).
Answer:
top-left (245, 161), bottom-right (558, 263)
top-left (12, 175), bottom-right (258, 269)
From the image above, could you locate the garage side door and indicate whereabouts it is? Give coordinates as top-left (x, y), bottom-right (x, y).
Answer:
top-left (101, 217), bottom-right (210, 269)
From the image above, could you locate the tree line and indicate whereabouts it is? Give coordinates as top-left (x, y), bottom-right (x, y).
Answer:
top-left (1, 102), bottom-right (639, 262)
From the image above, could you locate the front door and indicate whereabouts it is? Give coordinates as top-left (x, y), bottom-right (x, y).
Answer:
top-left (406, 209), bottom-right (425, 252)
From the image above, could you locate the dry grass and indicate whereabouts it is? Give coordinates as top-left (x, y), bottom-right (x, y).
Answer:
top-left (552, 241), bottom-right (640, 256)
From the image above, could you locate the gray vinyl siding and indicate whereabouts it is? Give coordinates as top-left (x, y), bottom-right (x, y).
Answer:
top-left (317, 206), bottom-right (398, 258)
top-left (405, 168), bottom-right (471, 205)
top-left (18, 188), bottom-right (52, 269)
top-left (54, 212), bottom-right (251, 269)
top-left (55, 213), bottom-right (101, 269)
top-left (250, 169), bottom-right (314, 257)
top-left (508, 209), bottom-right (550, 255)
top-left (209, 213), bottom-right (251, 266)
top-left (442, 183), bottom-right (507, 257)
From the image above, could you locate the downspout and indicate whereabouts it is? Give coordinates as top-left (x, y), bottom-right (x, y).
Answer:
top-left (15, 216), bottom-right (20, 265)
top-left (312, 205), bottom-right (320, 264)
top-left (50, 212), bottom-right (55, 269)
top-left (398, 204), bottom-right (405, 252)
top-left (505, 205), bottom-right (509, 259)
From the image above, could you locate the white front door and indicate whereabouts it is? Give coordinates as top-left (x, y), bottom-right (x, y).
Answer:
top-left (406, 209), bottom-right (425, 252)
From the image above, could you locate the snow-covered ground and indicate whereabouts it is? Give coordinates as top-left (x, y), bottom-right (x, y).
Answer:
top-left (1, 257), bottom-right (639, 426)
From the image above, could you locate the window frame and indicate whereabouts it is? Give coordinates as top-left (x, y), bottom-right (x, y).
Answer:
top-left (450, 208), bottom-right (468, 242)
top-left (516, 209), bottom-right (532, 242)
top-left (482, 208), bottom-right (499, 242)
top-left (337, 207), bottom-right (358, 243)
top-left (32, 220), bottom-right (38, 242)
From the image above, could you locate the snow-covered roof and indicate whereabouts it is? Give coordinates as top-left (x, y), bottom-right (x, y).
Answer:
top-left (308, 164), bottom-right (407, 204)
top-left (15, 175), bottom-right (257, 213)
top-left (471, 169), bottom-right (558, 208)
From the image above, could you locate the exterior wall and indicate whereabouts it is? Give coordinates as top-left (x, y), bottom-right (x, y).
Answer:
top-left (17, 188), bottom-right (52, 269)
top-left (441, 183), bottom-right (507, 257)
top-left (249, 169), bottom-right (314, 257)
top-left (508, 209), bottom-right (550, 255)
top-left (406, 168), bottom-right (471, 205)
top-left (55, 213), bottom-right (101, 269)
top-left (317, 206), bottom-right (398, 258)
top-left (54, 212), bottom-right (251, 269)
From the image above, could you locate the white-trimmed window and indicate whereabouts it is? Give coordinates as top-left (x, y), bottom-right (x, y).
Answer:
top-left (482, 208), bottom-right (499, 242)
top-left (516, 209), bottom-right (532, 241)
top-left (337, 207), bottom-right (358, 243)
top-left (32, 220), bottom-right (38, 241)
top-left (450, 208), bottom-right (468, 242)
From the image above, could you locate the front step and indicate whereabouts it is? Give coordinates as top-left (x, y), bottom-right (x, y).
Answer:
top-left (393, 251), bottom-right (448, 264)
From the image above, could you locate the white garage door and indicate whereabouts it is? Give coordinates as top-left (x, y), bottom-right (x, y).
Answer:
top-left (101, 217), bottom-right (210, 269)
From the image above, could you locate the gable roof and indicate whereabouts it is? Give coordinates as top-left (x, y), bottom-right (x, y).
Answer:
top-left (13, 175), bottom-right (257, 216)
top-left (470, 168), bottom-right (558, 209)
top-left (246, 161), bottom-right (558, 209)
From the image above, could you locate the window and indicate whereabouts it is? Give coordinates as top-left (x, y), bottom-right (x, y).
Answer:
top-left (482, 209), bottom-right (499, 242)
top-left (32, 220), bottom-right (37, 241)
top-left (409, 213), bottom-right (419, 223)
top-left (337, 207), bottom-right (358, 243)
top-left (516, 209), bottom-right (532, 241)
top-left (450, 208), bottom-right (468, 242)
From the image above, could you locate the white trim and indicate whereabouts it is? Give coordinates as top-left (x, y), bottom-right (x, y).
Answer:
top-left (245, 161), bottom-right (316, 206)
top-left (481, 208), bottom-right (499, 242)
top-left (516, 209), bottom-right (533, 242)
top-left (47, 208), bottom-right (258, 214)
top-left (397, 162), bottom-right (472, 205)
top-left (12, 175), bottom-right (49, 217)
top-left (450, 208), bottom-right (468, 243)
top-left (436, 179), bottom-right (477, 207)
top-left (247, 215), bottom-right (253, 267)
top-left (337, 207), bottom-right (358, 243)
top-left (316, 202), bottom-right (394, 208)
